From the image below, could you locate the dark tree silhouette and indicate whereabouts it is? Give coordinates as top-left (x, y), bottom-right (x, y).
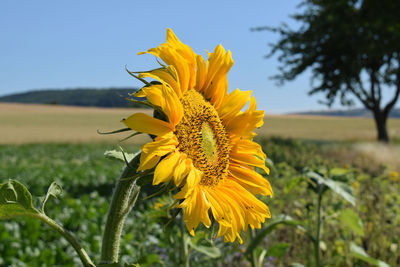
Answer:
top-left (254, 0), bottom-right (400, 142)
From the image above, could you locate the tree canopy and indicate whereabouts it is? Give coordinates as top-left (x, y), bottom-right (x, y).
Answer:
top-left (255, 0), bottom-right (400, 142)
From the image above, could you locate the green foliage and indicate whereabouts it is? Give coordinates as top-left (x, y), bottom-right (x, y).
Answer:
top-left (245, 214), bottom-right (303, 257)
top-left (305, 170), bottom-right (355, 206)
top-left (0, 180), bottom-right (39, 219)
top-left (104, 149), bottom-right (136, 163)
top-left (0, 139), bottom-right (399, 266)
top-left (338, 209), bottom-right (364, 237)
top-left (350, 242), bottom-right (390, 267)
top-left (188, 232), bottom-right (221, 259)
top-left (255, 0), bottom-right (400, 141)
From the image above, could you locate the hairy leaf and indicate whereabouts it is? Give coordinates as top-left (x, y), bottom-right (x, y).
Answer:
top-left (0, 180), bottom-right (39, 219)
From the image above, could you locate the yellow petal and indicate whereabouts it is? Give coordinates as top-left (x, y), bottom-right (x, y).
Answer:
top-left (161, 83), bottom-right (183, 126)
top-left (226, 97), bottom-right (264, 138)
top-left (137, 136), bottom-right (178, 172)
top-left (186, 167), bottom-right (202, 191)
top-left (178, 186), bottom-right (211, 236)
top-left (228, 164), bottom-right (273, 196)
top-left (173, 154), bottom-right (192, 186)
top-left (230, 138), bottom-right (267, 161)
top-left (141, 136), bottom-right (178, 156)
top-left (204, 189), bottom-right (232, 227)
top-left (138, 84), bottom-right (164, 107)
top-left (218, 89), bottom-right (252, 123)
top-left (139, 68), bottom-right (181, 98)
top-left (153, 151), bottom-right (180, 185)
top-left (201, 45), bottom-right (234, 107)
top-left (230, 151), bottom-right (270, 174)
top-left (122, 113), bottom-right (173, 136)
top-left (137, 152), bottom-right (161, 171)
top-left (166, 28), bottom-right (197, 90)
top-left (138, 29), bottom-right (198, 96)
top-left (195, 54), bottom-right (206, 91)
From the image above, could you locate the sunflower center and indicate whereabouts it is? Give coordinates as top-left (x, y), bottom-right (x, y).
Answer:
top-left (175, 89), bottom-right (230, 187)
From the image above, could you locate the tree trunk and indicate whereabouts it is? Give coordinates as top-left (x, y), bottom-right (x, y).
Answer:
top-left (372, 110), bottom-right (389, 143)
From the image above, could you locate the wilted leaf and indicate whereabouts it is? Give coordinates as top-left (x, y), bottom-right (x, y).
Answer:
top-left (41, 182), bottom-right (63, 213)
top-left (0, 180), bottom-right (39, 219)
top-left (350, 242), bottom-right (389, 267)
top-left (338, 209), bottom-right (364, 236)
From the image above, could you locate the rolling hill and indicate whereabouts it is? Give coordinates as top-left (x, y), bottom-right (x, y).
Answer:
top-left (293, 108), bottom-right (400, 118)
top-left (0, 88), bottom-right (143, 108)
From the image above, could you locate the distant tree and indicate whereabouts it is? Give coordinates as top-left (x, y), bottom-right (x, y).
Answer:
top-left (254, 0), bottom-right (400, 142)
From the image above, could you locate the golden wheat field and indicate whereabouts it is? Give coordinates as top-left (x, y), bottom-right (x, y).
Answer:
top-left (1, 103), bottom-right (400, 144)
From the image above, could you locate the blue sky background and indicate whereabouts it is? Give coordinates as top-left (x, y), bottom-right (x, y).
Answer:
top-left (0, 0), bottom-right (379, 113)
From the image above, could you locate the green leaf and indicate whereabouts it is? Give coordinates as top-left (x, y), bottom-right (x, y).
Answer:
top-left (329, 167), bottom-right (350, 176)
top-left (41, 182), bottom-right (63, 213)
top-left (265, 158), bottom-right (274, 168)
top-left (350, 242), bottom-right (389, 267)
top-left (100, 263), bottom-right (140, 267)
top-left (188, 237), bottom-right (221, 258)
top-left (266, 243), bottom-right (290, 258)
top-left (137, 253), bottom-right (161, 266)
top-left (338, 209), bottom-right (364, 236)
top-left (104, 150), bottom-right (135, 163)
top-left (0, 180), bottom-right (39, 219)
top-left (306, 171), bottom-right (355, 206)
top-left (245, 214), bottom-right (303, 256)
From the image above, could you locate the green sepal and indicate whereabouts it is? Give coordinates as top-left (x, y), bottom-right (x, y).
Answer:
top-left (104, 149), bottom-right (135, 163)
top-left (97, 128), bottom-right (132, 135)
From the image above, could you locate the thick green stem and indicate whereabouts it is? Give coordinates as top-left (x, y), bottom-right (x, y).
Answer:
top-left (315, 187), bottom-right (323, 267)
top-left (100, 152), bottom-right (145, 264)
top-left (31, 213), bottom-right (95, 267)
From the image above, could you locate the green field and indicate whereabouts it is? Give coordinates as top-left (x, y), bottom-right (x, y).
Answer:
top-left (1, 103), bottom-right (400, 266)
top-left (1, 140), bottom-right (399, 266)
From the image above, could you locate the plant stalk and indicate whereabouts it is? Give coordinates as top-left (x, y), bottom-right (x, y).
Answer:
top-left (315, 186), bottom-right (323, 267)
top-left (100, 152), bottom-right (144, 264)
top-left (249, 229), bottom-right (258, 267)
top-left (31, 213), bottom-right (95, 267)
top-left (180, 217), bottom-right (190, 267)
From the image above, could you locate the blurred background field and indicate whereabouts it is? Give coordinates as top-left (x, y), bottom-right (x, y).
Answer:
top-left (2, 103), bottom-right (400, 144)
top-left (1, 102), bottom-right (400, 266)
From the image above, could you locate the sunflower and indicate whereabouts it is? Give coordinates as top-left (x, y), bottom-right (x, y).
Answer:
top-left (123, 29), bottom-right (273, 243)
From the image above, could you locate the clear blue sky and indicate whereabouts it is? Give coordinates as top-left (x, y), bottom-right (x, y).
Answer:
top-left (0, 0), bottom-right (363, 113)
